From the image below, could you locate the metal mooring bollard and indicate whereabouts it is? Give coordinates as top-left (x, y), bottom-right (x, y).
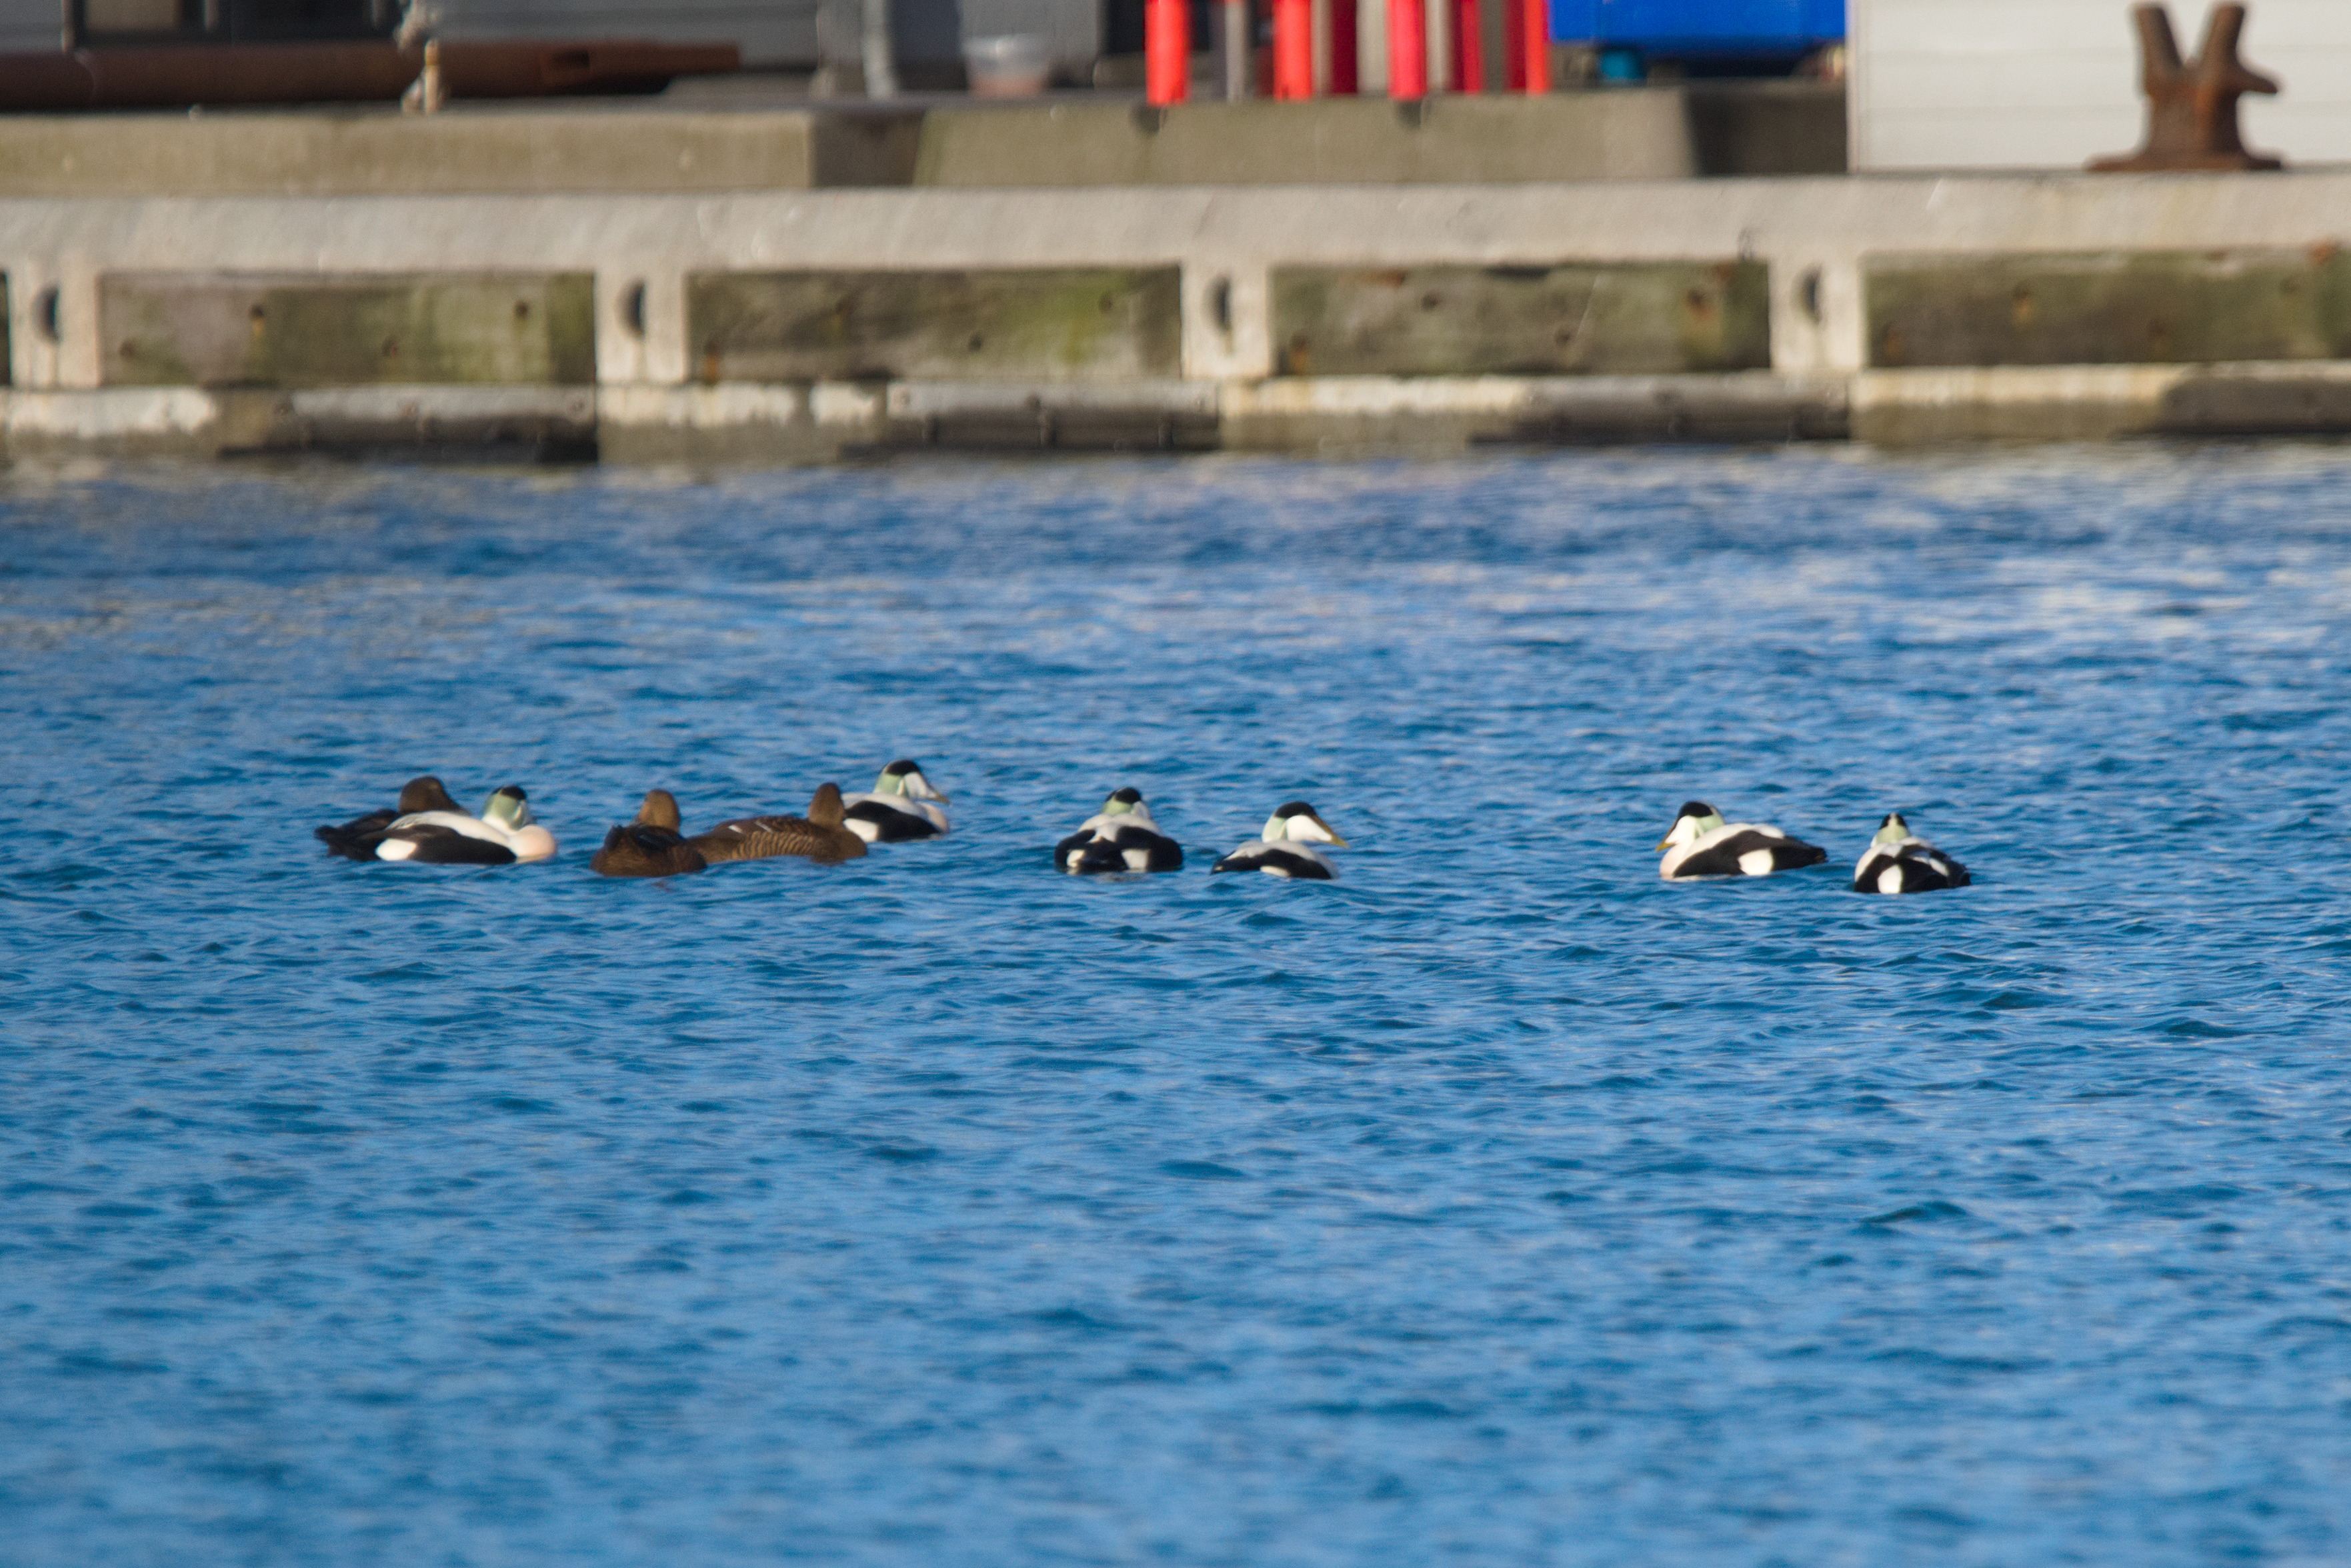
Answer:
top-left (2090, 2), bottom-right (2282, 172)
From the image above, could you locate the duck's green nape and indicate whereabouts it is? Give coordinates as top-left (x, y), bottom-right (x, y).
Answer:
top-left (875, 767), bottom-right (908, 796)
top-left (1100, 794), bottom-right (1135, 817)
top-left (1874, 813), bottom-right (1912, 846)
top-left (483, 787), bottom-right (529, 829)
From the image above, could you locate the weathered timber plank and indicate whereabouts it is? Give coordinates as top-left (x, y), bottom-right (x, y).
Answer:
top-left (686, 269), bottom-right (1184, 383)
top-left (1866, 249), bottom-right (2351, 369)
top-left (99, 273), bottom-right (596, 387)
top-left (1267, 261), bottom-right (1772, 378)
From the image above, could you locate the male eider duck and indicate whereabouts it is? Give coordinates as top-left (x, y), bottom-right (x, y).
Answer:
top-left (316, 775), bottom-right (463, 861)
top-left (1056, 787), bottom-right (1184, 873)
top-left (375, 785), bottom-right (557, 865)
top-left (1852, 812), bottom-right (1972, 895)
top-left (841, 759), bottom-right (951, 843)
top-left (1211, 801), bottom-right (1349, 880)
top-left (1656, 801), bottom-right (1825, 880)
top-left (687, 783), bottom-right (867, 865)
top-left (591, 789), bottom-right (708, 879)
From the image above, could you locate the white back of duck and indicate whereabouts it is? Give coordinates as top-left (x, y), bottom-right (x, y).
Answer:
top-left (1852, 810), bottom-right (1969, 894)
top-left (843, 758), bottom-right (953, 841)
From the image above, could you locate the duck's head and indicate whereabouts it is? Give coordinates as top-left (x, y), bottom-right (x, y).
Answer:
top-left (1265, 801), bottom-right (1347, 845)
top-left (1873, 811), bottom-right (1913, 847)
top-left (1098, 786), bottom-right (1157, 827)
top-left (636, 789), bottom-right (682, 831)
top-left (877, 759), bottom-right (949, 803)
top-left (1658, 801), bottom-right (1724, 852)
top-left (809, 782), bottom-right (847, 829)
top-left (400, 775), bottom-right (460, 815)
top-left (483, 786), bottom-right (532, 830)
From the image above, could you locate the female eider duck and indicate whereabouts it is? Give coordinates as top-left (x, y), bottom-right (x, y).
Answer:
top-left (375, 785), bottom-right (557, 865)
top-left (315, 775), bottom-right (461, 861)
top-left (1212, 801), bottom-right (1349, 879)
top-left (1056, 787), bottom-right (1184, 873)
top-left (1656, 801), bottom-right (1825, 880)
top-left (841, 759), bottom-right (951, 843)
top-left (590, 789), bottom-right (708, 879)
top-left (687, 783), bottom-right (867, 866)
top-left (1852, 812), bottom-right (1972, 895)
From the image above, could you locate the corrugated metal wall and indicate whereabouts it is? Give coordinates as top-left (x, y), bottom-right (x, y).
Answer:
top-left (0, 0), bottom-right (58, 50)
top-left (0, 0), bottom-right (829, 63)
top-left (432, 1), bottom-right (823, 67)
top-left (1852, 0), bottom-right (2351, 170)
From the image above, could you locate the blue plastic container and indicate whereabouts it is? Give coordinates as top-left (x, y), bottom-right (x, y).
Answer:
top-left (1550, 0), bottom-right (1844, 55)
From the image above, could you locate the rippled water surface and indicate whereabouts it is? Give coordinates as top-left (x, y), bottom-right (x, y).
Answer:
top-left (6, 447), bottom-right (2351, 1565)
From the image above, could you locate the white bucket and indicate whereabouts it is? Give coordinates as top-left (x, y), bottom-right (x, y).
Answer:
top-left (963, 33), bottom-right (1053, 97)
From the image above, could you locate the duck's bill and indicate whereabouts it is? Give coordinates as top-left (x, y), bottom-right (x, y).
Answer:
top-left (1325, 832), bottom-right (1350, 848)
top-left (1656, 835), bottom-right (1674, 851)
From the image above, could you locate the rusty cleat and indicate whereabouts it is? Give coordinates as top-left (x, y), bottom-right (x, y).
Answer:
top-left (2091, 3), bottom-right (2282, 173)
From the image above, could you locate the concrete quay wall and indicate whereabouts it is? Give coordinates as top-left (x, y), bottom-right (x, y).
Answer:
top-left (3, 172), bottom-right (2351, 460)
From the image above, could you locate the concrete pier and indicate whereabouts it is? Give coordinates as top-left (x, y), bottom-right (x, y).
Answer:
top-left (2, 149), bottom-right (2350, 460)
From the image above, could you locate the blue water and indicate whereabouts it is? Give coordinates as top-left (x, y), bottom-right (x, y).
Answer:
top-left (5, 447), bottom-right (2351, 1566)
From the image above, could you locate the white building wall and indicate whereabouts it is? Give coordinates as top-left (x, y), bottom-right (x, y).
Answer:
top-left (1852, 0), bottom-right (2351, 171)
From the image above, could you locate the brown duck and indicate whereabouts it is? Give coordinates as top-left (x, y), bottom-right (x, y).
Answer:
top-left (590, 789), bottom-right (708, 879)
top-left (689, 783), bottom-right (868, 865)
top-left (315, 775), bottom-right (463, 861)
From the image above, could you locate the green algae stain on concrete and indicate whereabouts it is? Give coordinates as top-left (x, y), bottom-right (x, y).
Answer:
top-left (101, 273), bottom-right (596, 387)
top-left (687, 269), bottom-right (1184, 383)
top-left (1269, 261), bottom-right (1770, 378)
top-left (1867, 249), bottom-right (2351, 369)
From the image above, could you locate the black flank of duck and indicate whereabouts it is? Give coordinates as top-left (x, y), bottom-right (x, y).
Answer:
top-left (315, 775), bottom-right (461, 861)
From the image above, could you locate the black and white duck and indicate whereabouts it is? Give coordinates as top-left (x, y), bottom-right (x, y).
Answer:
top-left (590, 789), bottom-right (708, 879)
top-left (841, 759), bottom-right (951, 843)
top-left (1056, 787), bottom-right (1184, 873)
top-left (1210, 801), bottom-right (1349, 879)
top-left (1656, 801), bottom-right (1824, 880)
top-left (375, 785), bottom-right (557, 865)
top-left (688, 783), bottom-right (868, 866)
top-left (315, 775), bottom-right (462, 861)
top-left (1851, 812), bottom-right (1972, 894)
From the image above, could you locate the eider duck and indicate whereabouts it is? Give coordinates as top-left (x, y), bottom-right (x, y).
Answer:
top-left (841, 759), bottom-right (951, 843)
top-left (315, 775), bottom-right (462, 861)
top-left (687, 783), bottom-right (867, 865)
top-left (1211, 801), bottom-right (1349, 879)
top-left (1656, 801), bottom-right (1825, 880)
top-left (1852, 812), bottom-right (1972, 894)
top-left (590, 789), bottom-right (708, 879)
top-left (1056, 787), bottom-right (1184, 873)
top-left (376, 785), bottom-right (557, 865)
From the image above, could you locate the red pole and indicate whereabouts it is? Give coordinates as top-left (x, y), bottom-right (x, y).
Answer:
top-left (1387, 0), bottom-right (1426, 97)
top-left (1147, 0), bottom-right (1190, 104)
top-left (1273, 0), bottom-right (1314, 97)
top-left (1331, 0), bottom-right (1360, 93)
top-left (1451, 0), bottom-right (1481, 90)
top-left (1518, 0), bottom-right (1548, 91)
